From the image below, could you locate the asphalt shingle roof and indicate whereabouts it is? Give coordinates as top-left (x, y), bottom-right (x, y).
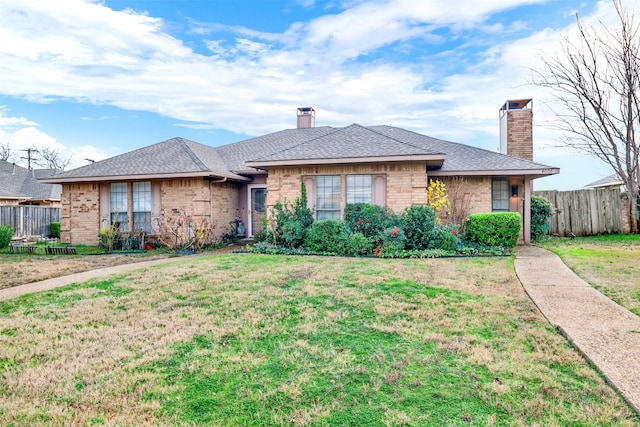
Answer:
top-left (41, 124), bottom-right (558, 183)
top-left (48, 137), bottom-right (245, 180)
top-left (0, 160), bottom-right (61, 201)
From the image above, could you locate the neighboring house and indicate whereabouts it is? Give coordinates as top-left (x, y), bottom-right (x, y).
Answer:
top-left (41, 100), bottom-right (559, 245)
top-left (0, 160), bottom-right (61, 206)
top-left (585, 174), bottom-right (624, 190)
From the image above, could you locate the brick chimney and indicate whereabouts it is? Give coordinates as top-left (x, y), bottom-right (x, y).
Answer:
top-left (499, 99), bottom-right (533, 161)
top-left (297, 107), bottom-right (315, 128)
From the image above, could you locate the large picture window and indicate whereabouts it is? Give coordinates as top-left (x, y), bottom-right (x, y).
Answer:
top-left (316, 175), bottom-right (341, 220)
top-left (132, 181), bottom-right (152, 232)
top-left (492, 179), bottom-right (510, 212)
top-left (346, 175), bottom-right (372, 204)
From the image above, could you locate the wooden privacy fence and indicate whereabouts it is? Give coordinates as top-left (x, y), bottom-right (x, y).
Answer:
top-left (533, 188), bottom-right (624, 237)
top-left (0, 205), bottom-right (60, 238)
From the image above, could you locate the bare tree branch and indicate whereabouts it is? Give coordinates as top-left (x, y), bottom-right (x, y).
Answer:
top-left (35, 147), bottom-right (72, 170)
top-left (0, 141), bottom-right (12, 162)
top-left (531, 0), bottom-right (640, 232)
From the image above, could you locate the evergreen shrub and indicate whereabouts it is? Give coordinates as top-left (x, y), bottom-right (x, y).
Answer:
top-left (465, 212), bottom-right (521, 249)
top-left (305, 220), bottom-right (350, 254)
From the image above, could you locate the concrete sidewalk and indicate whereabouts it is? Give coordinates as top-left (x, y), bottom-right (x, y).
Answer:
top-left (515, 245), bottom-right (640, 413)
top-left (0, 257), bottom-right (176, 302)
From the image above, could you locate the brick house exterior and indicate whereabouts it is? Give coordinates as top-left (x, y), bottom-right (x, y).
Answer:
top-left (42, 100), bottom-right (558, 245)
top-left (0, 160), bottom-right (61, 206)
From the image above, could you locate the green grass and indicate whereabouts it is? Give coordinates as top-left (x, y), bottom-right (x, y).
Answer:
top-left (538, 234), bottom-right (640, 315)
top-left (0, 254), bottom-right (637, 426)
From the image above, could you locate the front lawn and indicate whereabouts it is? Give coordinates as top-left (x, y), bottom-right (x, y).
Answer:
top-left (538, 234), bottom-right (640, 316)
top-left (0, 254), bottom-right (636, 425)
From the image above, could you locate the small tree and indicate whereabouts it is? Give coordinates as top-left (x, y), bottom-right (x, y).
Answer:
top-left (427, 179), bottom-right (450, 222)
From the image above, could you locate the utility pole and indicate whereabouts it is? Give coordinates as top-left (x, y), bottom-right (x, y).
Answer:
top-left (20, 148), bottom-right (39, 169)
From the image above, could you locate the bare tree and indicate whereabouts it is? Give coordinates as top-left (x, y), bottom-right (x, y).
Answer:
top-left (0, 141), bottom-right (12, 161)
top-left (532, 0), bottom-right (640, 233)
top-left (35, 147), bottom-right (72, 170)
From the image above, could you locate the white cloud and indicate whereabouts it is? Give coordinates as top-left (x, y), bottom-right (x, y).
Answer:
top-left (0, 0), bottom-right (628, 187)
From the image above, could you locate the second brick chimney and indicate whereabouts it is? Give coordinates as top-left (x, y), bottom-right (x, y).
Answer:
top-left (499, 99), bottom-right (533, 161)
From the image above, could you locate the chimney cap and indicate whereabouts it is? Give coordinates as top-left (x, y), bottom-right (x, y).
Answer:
top-left (297, 107), bottom-right (315, 114)
top-left (500, 99), bottom-right (532, 111)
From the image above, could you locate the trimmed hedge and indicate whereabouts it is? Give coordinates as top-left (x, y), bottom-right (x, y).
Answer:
top-left (49, 221), bottom-right (61, 238)
top-left (465, 212), bottom-right (521, 249)
top-left (401, 205), bottom-right (437, 250)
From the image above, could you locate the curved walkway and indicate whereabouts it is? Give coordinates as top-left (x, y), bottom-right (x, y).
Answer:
top-left (515, 245), bottom-right (640, 414)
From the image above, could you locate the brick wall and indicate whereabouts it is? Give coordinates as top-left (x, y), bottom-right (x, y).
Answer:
top-left (61, 183), bottom-right (100, 244)
top-left (506, 109), bottom-right (533, 161)
top-left (61, 178), bottom-right (240, 245)
top-left (266, 163), bottom-right (428, 215)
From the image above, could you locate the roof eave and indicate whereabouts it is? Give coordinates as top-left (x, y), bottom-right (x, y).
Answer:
top-left (39, 171), bottom-right (251, 184)
top-left (428, 167), bottom-right (560, 178)
top-left (244, 154), bottom-right (446, 168)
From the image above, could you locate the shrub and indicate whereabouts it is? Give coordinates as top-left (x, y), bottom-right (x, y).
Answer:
top-left (346, 232), bottom-right (373, 256)
top-left (465, 212), bottom-right (521, 249)
top-left (305, 220), bottom-right (350, 255)
top-left (49, 222), bottom-right (61, 238)
top-left (531, 196), bottom-right (553, 240)
top-left (261, 183), bottom-right (314, 247)
top-left (280, 219), bottom-right (305, 249)
top-left (401, 205), bottom-right (437, 250)
top-left (0, 225), bottom-right (13, 249)
top-left (381, 225), bottom-right (406, 254)
top-left (428, 224), bottom-right (461, 251)
top-left (344, 203), bottom-right (398, 246)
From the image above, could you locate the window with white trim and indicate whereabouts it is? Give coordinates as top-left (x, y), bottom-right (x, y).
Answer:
top-left (110, 182), bottom-right (128, 231)
top-left (492, 179), bottom-right (509, 212)
top-left (346, 175), bottom-right (372, 204)
top-left (132, 181), bottom-right (152, 232)
top-left (316, 175), bottom-right (341, 220)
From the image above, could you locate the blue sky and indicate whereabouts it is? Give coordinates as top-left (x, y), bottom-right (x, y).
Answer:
top-left (0, 0), bottom-right (623, 190)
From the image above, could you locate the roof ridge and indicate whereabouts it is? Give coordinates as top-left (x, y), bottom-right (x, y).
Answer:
top-left (248, 126), bottom-right (341, 161)
top-left (175, 137), bottom-right (210, 172)
top-left (375, 125), bottom-right (556, 169)
top-left (360, 124), bottom-right (445, 154)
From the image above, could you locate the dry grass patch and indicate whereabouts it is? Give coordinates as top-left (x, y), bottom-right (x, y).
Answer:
top-left (0, 254), bottom-right (637, 426)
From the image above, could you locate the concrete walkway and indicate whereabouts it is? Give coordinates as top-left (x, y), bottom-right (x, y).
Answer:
top-left (0, 257), bottom-right (176, 302)
top-left (515, 245), bottom-right (640, 413)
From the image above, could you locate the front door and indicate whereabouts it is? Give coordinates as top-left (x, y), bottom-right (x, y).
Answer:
top-left (250, 187), bottom-right (266, 236)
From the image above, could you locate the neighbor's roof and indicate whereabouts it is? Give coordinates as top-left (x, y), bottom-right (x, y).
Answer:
top-left (585, 174), bottom-right (623, 189)
top-left (0, 160), bottom-right (61, 201)
top-left (40, 124), bottom-right (559, 184)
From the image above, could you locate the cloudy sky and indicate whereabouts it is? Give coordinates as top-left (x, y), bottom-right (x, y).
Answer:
top-left (0, 0), bottom-right (628, 189)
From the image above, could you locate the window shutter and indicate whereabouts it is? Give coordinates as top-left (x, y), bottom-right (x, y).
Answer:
top-left (151, 181), bottom-right (161, 233)
top-left (99, 184), bottom-right (110, 229)
top-left (302, 176), bottom-right (316, 211)
top-left (372, 175), bottom-right (386, 207)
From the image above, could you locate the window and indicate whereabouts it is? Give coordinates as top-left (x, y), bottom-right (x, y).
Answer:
top-left (132, 181), bottom-right (151, 232)
top-left (492, 179), bottom-right (509, 212)
top-left (110, 182), bottom-right (128, 231)
top-left (346, 175), bottom-right (372, 204)
top-left (316, 175), bottom-right (341, 220)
